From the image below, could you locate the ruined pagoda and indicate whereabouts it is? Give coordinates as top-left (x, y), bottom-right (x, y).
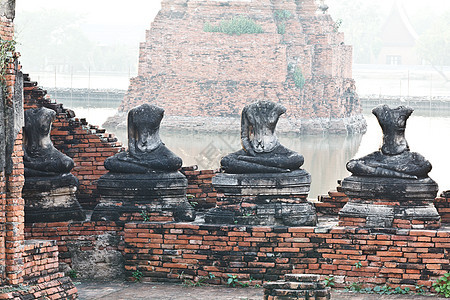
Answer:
top-left (111, 0), bottom-right (366, 134)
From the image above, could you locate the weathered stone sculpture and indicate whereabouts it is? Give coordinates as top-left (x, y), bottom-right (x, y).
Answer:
top-left (91, 103), bottom-right (195, 222)
top-left (221, 101), bottom-right (304, 173)
top-left (339, 105), bottom-right (440, 229)
top-left (207, 100), bottom-right (316, 226)
top-left (22, 107), bottom-right (85, 222)
top-left (104, 104), bottom-right (182, 173)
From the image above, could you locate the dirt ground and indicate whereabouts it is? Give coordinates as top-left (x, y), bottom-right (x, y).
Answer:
top-left (76, 281), bottom-right (444, 300)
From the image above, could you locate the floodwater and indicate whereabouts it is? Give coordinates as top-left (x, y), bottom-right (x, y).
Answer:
top-left (71, 106), bottom-right (450, 200)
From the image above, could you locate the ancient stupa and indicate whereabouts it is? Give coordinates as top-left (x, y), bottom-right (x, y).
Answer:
top-left (108, 0), bottom-right (366, 134)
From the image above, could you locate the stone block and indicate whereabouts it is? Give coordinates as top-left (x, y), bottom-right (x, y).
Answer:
top-left (23, 173), bottom-right (86, 223)
top-left (91, 171), bottom-right (195, 222)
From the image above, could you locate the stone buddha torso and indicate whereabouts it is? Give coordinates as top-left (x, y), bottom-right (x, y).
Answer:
top-left (220, 100), bottom-right (304, 173)
top-left (104, 103), bottom-right (182, 173)
top-left (23, 107), bottom-right (74, 177)
top-left (347, 105), bottom-right (431, 179)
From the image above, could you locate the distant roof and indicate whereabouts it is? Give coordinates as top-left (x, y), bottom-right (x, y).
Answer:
top-left (380, 0), bottom-right (419, 47)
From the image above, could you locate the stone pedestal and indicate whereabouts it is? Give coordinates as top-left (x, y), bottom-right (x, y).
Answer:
top-left (206, 170), bottom-right (316, 226)
top-left (339, 176), bottom-right (440, 229)
top-left (23, 173), bottom-right (85, 223)
top-left (264, 274), bottom-right (330, 300)
top-left (91, 171), bottom-right (195, 222)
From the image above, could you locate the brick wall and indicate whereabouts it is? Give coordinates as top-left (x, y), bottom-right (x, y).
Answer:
top-left (120, 0), bottom-right (365, 134)
top-left (1, 3), bottom-right (79, 297)
top-left (23, 74), bottom-right (124, 208)
top-left (0, 240), bottom-right (77, 299)
top-left (181, 167), bottom-right (218, 210)
top-left (435, 196), bottom-right (450, 224)
top-left (123, 223), bottom-right (450, 290)
top-left (1, 2), bottom-right (25, 286)
top-left (23, 240), bottom-right (59, 281)
top-left (22, 217), bottom-right (450, 291)
top-left (316, 190), bottom-right (348, 215)
top-left (25, 221), bottom-right (125, 280)
top-left (2, 134), bottom-right (25, 286)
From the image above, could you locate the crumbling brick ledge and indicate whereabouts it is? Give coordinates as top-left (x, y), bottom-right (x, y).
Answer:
top-left (24, 219), bottom-right (450, 293)
top-left (123, 222), bottom-right (450, 291)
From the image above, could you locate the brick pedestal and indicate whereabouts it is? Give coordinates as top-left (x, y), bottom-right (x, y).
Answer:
top-left (207, 170), bottom-right (316, 226)
top-left (264, 274), bottom-right (330, 300)
top-left (339, 176), bottom-right (440, 229)
top-left (91, 171), bottom-right (195, 222)
top-left (23, 174), bottom-right (85, 223)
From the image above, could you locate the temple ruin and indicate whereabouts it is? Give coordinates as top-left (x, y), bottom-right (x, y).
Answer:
top-left (109, 0), bottom-right (367, 134)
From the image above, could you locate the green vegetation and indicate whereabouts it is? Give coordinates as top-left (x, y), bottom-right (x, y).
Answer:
top-left (333, 19), bottom-right (342, 32)
top-left (274, 10), bottom-right (291, 35)
top-left (323, 275), bottom-right (335, 287)
top-left (66, 269), bottom-right (78, 279)
top-left (186, 194), bottom-right (198, 207)
top-left (326, 0), bottom-right (384, 63)
top-left (0, 284), bottom-right (30, 294)
top-left (14, 10), bottom-right (137, 73)
top-left (345, 283), bottom-right (427, 296)
top-left (433, 273), bottom-right (450, 298)
top-left (140, 210), bottom-right (150, 222)
top-left (0, 38), bottom-right (16, 93)
top-left (131, 270), bottom-right (143, 282)
top-left (203, 16), bottom-right (264, 36)
top-left (226, 274), bottom-right (252, 287)
top-left (293, 66), bottom-right (305, 89)
top-left (416, 11), bottom-right (450, 81)
top-left (354, 261), bottom-right (362, 269)
top-left (274, 10), bottom-right (292, 20)
top-left (277, 23), bottom-right (286, 35)
top-left (179, 272), bottom-right (216, 287)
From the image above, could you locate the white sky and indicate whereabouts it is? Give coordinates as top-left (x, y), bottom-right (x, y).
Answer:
top-left (15, 0), bottom-right (448, 43)
top-left (15, 0), bottom-right (162, 45)
top-left (16, 0), bottom-right (161, 25)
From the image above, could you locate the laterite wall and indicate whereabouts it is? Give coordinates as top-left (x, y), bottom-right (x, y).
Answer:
top-left (23, 219), bottom-right (450, 292)
top-left (123, 223), bottom-right (450, 290)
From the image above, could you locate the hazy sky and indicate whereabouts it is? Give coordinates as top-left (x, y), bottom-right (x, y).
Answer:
top-left (16, 0), bottom-right (448, 46)
top-left (16, 0), bottom-right (161, 26)
top-left (15, 0), bottom-right (161, 46)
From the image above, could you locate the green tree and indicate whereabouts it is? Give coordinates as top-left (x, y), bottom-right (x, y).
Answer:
top-left (327, 0), bottom-right (387, 63)
top-left (14, 9), bottom-right (137, 73)
top-left (15, 9), bottom-right (93, 72)
top-left (416, 11), bottom-right (450, 81)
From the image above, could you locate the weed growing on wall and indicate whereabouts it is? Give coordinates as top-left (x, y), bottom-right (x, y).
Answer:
top-left (140, 210), bottom-right (150, 222)
top-left (178, 272), bottom-right (216, 287)
top-left (274, 10), bottom-right (291, 35)
top-left (66, 269), bottom-right (78, 279)
top-left (293, 66), bottom-right (305, 89)
top-left (274, 10), bottom-right (292, 20)
top-left (277, 23), bottom-right (286, 34)
top-left (433, 273), bottom-right (450, 298)
top-left (0, 38), bottom-right (16, 93)
top-left (346, 283), bottom-right (428, 296)
top-left (0, 285), bottom-right (30, 294)
top-left (204, 16), bottom-right (264, 36)
top-left (333, 19), bottom-right (343, 32)
top-left (132, 270), bottom-right (143, 282)
top-left (323, 275), bottom-right (335, 287)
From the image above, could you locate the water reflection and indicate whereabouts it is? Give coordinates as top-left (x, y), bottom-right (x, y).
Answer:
top-left (108, 126), bottom-right (362, 200)
top-left (71, 106), bottom-right (450, 201)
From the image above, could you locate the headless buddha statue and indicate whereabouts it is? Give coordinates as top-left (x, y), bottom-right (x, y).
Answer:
top-left (221, 100), bottom-right (304, 173)
top-left (104, 103), bottom-right (182, 173)
top-left (23, 107), bottom-right (74, 177)
top-left (347, 105), bottom-right (431, 179)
